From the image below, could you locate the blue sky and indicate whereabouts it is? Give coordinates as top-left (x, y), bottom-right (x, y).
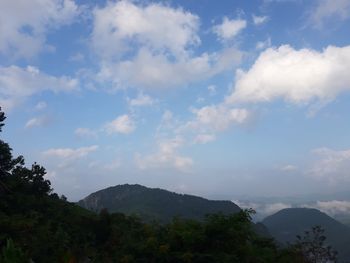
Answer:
top-left (1, 0), bottom-right (350, 201)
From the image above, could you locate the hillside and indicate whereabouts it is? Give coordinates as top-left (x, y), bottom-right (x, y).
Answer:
top-left (78, 184), bottom-right (241, 222)
top-left (262, 208), bottom-right (350, 262)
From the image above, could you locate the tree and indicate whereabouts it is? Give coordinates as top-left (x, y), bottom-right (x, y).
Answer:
top-left (295, 225), bottom-right (338, 263)
top-left (0, 107), bottom-right (51, 196)
top-left (0, 107), bottom-right (24, 193)
top-left (0, 239), bottom-right (26, 263)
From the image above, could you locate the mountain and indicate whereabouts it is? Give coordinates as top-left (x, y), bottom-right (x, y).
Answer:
top-left (340, 218), bottom-right (350, 228)
top-left (262, 208), bottom-right (350, 262)
top-left (78, 184), bottom-right (241, 222)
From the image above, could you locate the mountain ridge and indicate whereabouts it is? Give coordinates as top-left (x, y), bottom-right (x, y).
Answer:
top-left (78, 184), bottom-right (241, 222)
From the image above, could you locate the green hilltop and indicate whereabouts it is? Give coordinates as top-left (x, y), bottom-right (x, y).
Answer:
top-left (78, 184), bottom-right (241, 223)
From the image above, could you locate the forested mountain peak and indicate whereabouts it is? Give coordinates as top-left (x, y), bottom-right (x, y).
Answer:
top-left (263, 207), bottom-right (350, 262)
top-left (78, 184), bottom-right (241, 222)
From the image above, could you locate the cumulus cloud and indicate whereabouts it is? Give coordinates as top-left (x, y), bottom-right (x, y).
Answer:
top-left (128, 92), bottom-right (155, 107)
top-left (43, 145), bottom-right (98, 159)
top-left (105, 114), bottom-right (136, 135)
top-left (309, 147), bottom-right (350, 182)
top-left (43, 145), bottom-right (98, 168)
top-left (74, 128), bottom-right (98, 139)
top-left (307, 200), bottom-right (350, 216)
top-left (42, 145), bottom-right (98, 171)
top-left (252, 15), bottom-right (269, 25)
top-left (256, 37), bottom-right (271, 50)
top-left (92, 1), bottom-right (199, 59)
top-left (135, 137), bottom-right (193, 172)
top-left (0, 0), bottom-right (80, 58)
top-left (181, 105), bottom-right (251, 133)
top-left (35, 101), bottom-right (47, 111)
top-left (309, 0), bottom-right (350, 28)
top-left (155, 110), bottom-right (183, 139)
top-left (213, 17), bottom-right (247, 41)
top-left (0, 65), bottom-right (78, 111)
top-left (25, 116), bottom-right (50, 129)
top-left (227, 45), bottom-right (350, 109)
top-left (92, 1), bottom-right (243, 90)
top-left (97, 47), bottom-right (242, 90)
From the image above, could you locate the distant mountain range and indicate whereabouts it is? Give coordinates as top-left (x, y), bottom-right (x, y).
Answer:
top-left (78, 184), bottom-right (241, 222)
top-left (262, 208), bottom-right (350, 262)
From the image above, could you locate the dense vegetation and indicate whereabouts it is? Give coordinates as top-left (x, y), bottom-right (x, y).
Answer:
top-left (0, 108), bottom-right (339, 262)
top-left (78, 184), bottom-right (241, 223)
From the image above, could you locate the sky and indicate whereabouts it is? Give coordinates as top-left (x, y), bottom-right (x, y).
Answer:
top-left (1, 0), bottom-right (350, 202)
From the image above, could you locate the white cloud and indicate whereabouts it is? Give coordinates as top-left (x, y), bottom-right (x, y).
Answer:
top-left (196, 97), bottom-right (205, 104)
top-left (183, 105), bottom-right (251, 133)
top-left (194, 134), bottom-right (216, 144)
top-left (174, 156), bottom-right (193, 171)
top-left (227, 45), bottom-right (350, 108)
top-left (105, 114), bottom-right (136, 134)
top-left (281, 164), bottom-right (298, 172)
top-left (74, 128), bottom-right (98, 139)
top-left (213, 17), bottom-right (247, 41)
top-left (42, 145), bottom-right (98, 169)
top-left (162, 110), bottom-right (173, 122)
top-left (98, 47), bottom-right (242, 90)
top-left (262, 203), bottom-right (292, 215)
top-left (43, 145), bottom-right (98, 160)
top-left (309, 147), bottom-right (350, 182)
top-left (0, 0), bottom-right (80, 58)
top-left (35, 101), bottom-right (47, 111)
top-left (25, 116), bottom-right (50, 129)
top-left (136, 137), bottom-right (193, 172)
top-left (256, 37), bottom-right (271, 50)
top-left (92, 1), bottom-right (200, 59)
top-left (175, 103), bottom-right (251, 147)
top-left (156, 110), bottom-right (182, 139)
top-left (252, 15), bottom-right (269, 25)
top-left (208, 85), bottom-right (217, 96)
top-left (309, 0), bottom-right (350, 28)
top-left (0, 65), bottom-right (78, 111)
top-left (128, 92), bottom-right (155, 107)
top-left (92, 2), bottom-right (243, 90)
top-left (308, 200), bottom-right (350, 216)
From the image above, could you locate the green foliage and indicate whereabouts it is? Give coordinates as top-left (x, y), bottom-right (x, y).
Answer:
top-left (0, 239), bottom-right (26, 263)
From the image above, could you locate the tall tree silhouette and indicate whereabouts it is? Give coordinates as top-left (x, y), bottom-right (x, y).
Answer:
top-left (0, 107), bottom-right (50, 196)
